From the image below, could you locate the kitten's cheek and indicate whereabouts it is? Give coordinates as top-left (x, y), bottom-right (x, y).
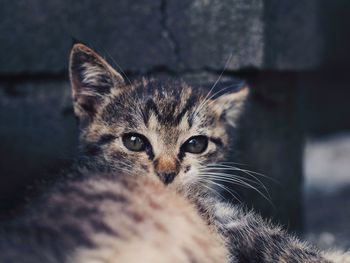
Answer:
top-left (184, 165), bottom-right (191, 173)
top-left (140, 164), bottom-right (150, 173)
top-left (179, 169), bottom-right (195, 184)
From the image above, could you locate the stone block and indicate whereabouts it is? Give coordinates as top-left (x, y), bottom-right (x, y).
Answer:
top-left (0, 0), bottom-right (324, 73)
top-left (0, 0), bottom-right (173, 73)
top-left (166, 0), bottom-right (264, 70)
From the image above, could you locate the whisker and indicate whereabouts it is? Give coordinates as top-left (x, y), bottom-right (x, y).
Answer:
top-left (212, 162), bottom-right (279, 184)
top-left (192, 83), bottom-right (236, 118)
top-left (205, 179), bottom-right (241, 203)
top-left (102, 47), bottom-right (132, 85)
top-left (198, 168), bottom-right (261, 185)
top-left (199, 172), bottom-right (272, 204)
top-left (207, 163), bottom-right (267, 177)
top-left (198, 83), bottom-right (242, 111)
top-left (198, 173), bottom-right (262, 194)
top-left (192, 53), bottom-right (233, 117)
top-left (215, 161), bottom-right (249, 166)
top-left (200, 166), bottom-right (270, 194)
top-left (205, 163), bottom-right (278, 186)
top-left (199, 173), bottom-right (263, 193)
top-left (197, 180), bottom-right (227, 201)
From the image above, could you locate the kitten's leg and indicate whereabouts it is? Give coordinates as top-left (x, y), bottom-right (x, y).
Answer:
top-left (195, 196), bottom-right (332, 263)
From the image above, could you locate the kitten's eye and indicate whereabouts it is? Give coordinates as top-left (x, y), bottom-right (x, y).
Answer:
top-left (182, 136), bottom-right (208, 154)
top-left (122, 133), bottom-right (147, 152)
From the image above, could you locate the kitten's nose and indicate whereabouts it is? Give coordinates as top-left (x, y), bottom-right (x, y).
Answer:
top-left (157, 172), bottom-right (177, 185)
top-left (154, 156), bottom-right (179, 185)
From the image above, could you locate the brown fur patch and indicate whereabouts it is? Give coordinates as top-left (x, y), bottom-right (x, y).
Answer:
top-left (154, 156), bottom-right (179, 174)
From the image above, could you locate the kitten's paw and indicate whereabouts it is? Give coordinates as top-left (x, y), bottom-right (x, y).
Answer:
top-left (324, 250), bottom-right (350, 263)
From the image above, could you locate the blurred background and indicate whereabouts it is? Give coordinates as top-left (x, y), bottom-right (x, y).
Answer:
top-left (0, 0), bottom-right (349, 251)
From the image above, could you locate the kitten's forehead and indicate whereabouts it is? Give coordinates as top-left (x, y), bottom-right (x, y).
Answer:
top-left (101, 78), bottom-right (209, 130)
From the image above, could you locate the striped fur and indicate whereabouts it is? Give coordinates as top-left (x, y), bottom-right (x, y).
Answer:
top-left (0, 173), bottom-right (226, 262)
top-left (193, 194), bottom-right (342, 263)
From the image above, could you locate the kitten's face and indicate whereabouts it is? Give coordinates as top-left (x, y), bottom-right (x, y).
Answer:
top-left (69, 44), bottom-right (248, 193)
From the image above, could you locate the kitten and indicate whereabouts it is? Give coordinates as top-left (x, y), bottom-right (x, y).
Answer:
top-left (1, 43), bottom-right (348, 263)
top-left (67, 44), bottom-right (349, 263)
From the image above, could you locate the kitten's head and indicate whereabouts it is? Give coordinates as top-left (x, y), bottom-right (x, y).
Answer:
top-left (69, 44), bottom-right (248, 193)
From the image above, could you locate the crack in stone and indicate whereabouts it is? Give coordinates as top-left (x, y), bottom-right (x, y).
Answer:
top-left (159, 0), bottom-right (184, 69)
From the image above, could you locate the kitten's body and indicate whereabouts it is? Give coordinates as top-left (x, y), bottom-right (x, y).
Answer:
top-left (195, 195), bottom-right (340, 262)
top-left (1, 43), bottom-right (348, 263)
top-left (0, 171), bottom-right (226, 263)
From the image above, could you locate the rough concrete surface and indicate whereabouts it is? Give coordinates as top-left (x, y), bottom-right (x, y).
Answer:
top-left (0, 0), bottom-right (323, 73)
top-left (0, 0), bottom-right (173, 73)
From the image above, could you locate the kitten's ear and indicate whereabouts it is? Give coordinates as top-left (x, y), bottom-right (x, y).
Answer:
top-left (210, 86), bottom-right (249, 127)
top-left (69, 43), bottom-right (124, 122)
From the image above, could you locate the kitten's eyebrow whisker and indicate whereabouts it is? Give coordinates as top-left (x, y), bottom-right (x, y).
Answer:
top-left (102, 47), bottom-right (132, 85)
top-left (192, 53), bottom-right (233, 117)
top-left (192, 84), bottom-right (232, 119)
top-left (202, 53), bottom-right (233, 104)
top-left (199, 83), bottom-right (242, 111)
top-left (193, 85), bottom-right (231, 116)
top-left (202, 83), bottom-right (240, 106)
top-left (192, 80), bottom-right (243, 122)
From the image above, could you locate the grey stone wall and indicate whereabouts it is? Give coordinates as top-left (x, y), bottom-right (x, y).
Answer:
top-left (0, 0), bottom-right (322, 74)
top-left (1, 0), bottom-right (349, 233)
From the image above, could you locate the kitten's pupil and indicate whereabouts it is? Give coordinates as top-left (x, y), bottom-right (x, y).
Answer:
top-left (122, 133), bottom-right (146, 152)
top-left (182, 136), bottom-right (208, 154)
